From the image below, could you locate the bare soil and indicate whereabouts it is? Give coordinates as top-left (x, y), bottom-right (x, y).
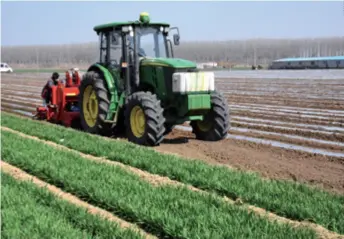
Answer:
top-left (227, 95), bottom-right (344, 110)
top-left (231, 111), bottom-right (344, 127)
top-left (229, 130), bottom-right (344, 152)
top-left (158, 129), bottom-right (344, 194)
top-left (231, 122), bottom-right (344, 142)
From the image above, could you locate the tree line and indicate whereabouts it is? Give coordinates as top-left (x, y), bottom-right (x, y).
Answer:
top-left (2, 37), bottom-right (344, 68)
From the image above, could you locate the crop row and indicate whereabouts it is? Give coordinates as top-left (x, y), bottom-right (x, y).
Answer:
top-left (1, 129), bottom-right (317, 239)
top-left (1, 171), bottom-right (144, 239)
top-left (2, 112), bottom-right (344, 234)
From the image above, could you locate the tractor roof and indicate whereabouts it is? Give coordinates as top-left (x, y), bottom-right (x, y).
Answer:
top-left (93, 21), bottom-right (170, 33)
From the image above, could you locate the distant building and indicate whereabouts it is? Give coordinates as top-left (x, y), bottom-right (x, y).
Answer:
top-left (196, 62), bottom-right (218, 69)
top-left (268, 56), bottom-right (344, 70)
top-left (196, 63), bottom-right (204, 69)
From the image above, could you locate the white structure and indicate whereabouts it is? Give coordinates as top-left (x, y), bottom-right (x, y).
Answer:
top-left (196, 62), bottom-right (218, 69)
top-left (269, 56), bottom-right (344, 70)
top-left (196, 63), bottom-right (204, 69)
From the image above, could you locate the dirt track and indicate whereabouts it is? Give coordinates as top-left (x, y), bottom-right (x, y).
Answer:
top-left (1, 72), bottom-right (344, 193)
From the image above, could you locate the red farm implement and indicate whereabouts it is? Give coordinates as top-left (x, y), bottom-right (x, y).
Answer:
top-left (33, 70), bottom-right (81, 128)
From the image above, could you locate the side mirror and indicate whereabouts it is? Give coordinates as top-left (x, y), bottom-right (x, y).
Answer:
top-left (173, 34), bottom-right (180, 46)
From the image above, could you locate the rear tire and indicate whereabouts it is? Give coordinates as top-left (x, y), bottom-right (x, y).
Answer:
top-left (191, 91), bottom-right (230, 141)
top-left (78, 71), bottom-right (114, 136)
top-left (125, 91), bottom-right (165, 146)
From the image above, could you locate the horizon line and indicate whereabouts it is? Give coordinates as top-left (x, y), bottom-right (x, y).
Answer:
top-left (2, 35), bottom-right (344, 48)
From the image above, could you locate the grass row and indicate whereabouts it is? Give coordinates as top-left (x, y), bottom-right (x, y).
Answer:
top-left (1, 172), bottom-right (144, 239)
top-left (2, 112), bottom-right (344, 234)
top-left (1, 129), bottom-right (317, 239)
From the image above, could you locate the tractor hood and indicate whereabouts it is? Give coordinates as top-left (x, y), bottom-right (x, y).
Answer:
top-left (140, 57), bottom-right (197, 69)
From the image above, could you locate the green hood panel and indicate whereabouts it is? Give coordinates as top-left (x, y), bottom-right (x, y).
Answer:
top-left (140, 57), bottom-right (196, 68)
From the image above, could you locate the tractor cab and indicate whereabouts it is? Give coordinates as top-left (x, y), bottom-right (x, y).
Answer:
top-left (92, 12), bottom-right (182, 95)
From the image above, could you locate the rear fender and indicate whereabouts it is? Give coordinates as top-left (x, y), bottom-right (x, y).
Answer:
top-left (87, 64), bottom-right (119, 121)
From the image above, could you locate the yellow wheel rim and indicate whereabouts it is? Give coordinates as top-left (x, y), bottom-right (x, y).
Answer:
top-left (197, 120), bottom-right (212, 132)
top-left (82, 85), bottom-right (98, 127)
top-left (130, 105), bottom-right (146, 138)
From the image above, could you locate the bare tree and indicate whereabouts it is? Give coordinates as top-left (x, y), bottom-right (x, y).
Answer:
top-left (2, 36), bottom-right (343, 68)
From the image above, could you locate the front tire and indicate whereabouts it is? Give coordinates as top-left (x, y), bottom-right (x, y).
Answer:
top-left (124, 92), bottom-right (165, 146)
top-left (78, 71), bottom-right (114, 136)
top-left (191, 91), bottom-right (230, 141)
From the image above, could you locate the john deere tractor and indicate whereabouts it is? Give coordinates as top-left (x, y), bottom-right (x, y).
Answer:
top-left (78, 12), bottom-right (230, 146)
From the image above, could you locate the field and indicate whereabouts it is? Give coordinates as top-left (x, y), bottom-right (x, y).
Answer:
top-left (1, 70), bottom-right (344, 238)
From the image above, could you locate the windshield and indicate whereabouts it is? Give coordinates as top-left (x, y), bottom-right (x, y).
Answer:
top-left (134, 26), bottom-right (168, 58)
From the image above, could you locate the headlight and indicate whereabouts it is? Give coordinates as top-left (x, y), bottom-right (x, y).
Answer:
top-left (172, 72), bottom-right (215, 93)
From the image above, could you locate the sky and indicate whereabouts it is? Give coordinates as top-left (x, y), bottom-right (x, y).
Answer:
top-left (1, 1), bottom-right (344, 46)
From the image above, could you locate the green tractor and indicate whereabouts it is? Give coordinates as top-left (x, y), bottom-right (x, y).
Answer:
top-left (78, 12), bottom-right (230, 146)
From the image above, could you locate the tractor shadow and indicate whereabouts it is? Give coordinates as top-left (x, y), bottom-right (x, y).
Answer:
top-left (107, 133), bottom-right (192, 145)
top-left (161, 128), bottom-right (194, 145)
top-left (106, 130), bottom-right (192, 145)
top-left (162, 137), bottom-right (190, 144)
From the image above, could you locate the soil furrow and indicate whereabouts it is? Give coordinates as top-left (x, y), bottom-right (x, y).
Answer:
top-left (227, 94), bottom-right (344, 103)
top-left (0, 93), bottom-right (42, 101)
top-left (0, 108), bottom-right (31, 117)
top-left (232, 117), bottom-right (344, 132)
top-left (232, 112), bottom-right (343, 126)
top-left (232, 103), bottom-right (344, 114)
top-left (231, 122), bottom-right (344, 142)
top-left (1, 90), bottom-right (39, 98)
top-left (1, 87), bottom-right (40, 94)
top-left (229, 105), bottom-right (344, 118)
top-left (229, 129), bottom-right (344, 152)
top-left (228, 99), bottom-right (344, 110)
top-left (2, 98), bottom-right (38, 108)
top-left (231, 108), bottom-right (344, 121)
top-left (1, 103), bottom-right (35, 113)
top-left (1, 93), bottom-right (42, 101)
